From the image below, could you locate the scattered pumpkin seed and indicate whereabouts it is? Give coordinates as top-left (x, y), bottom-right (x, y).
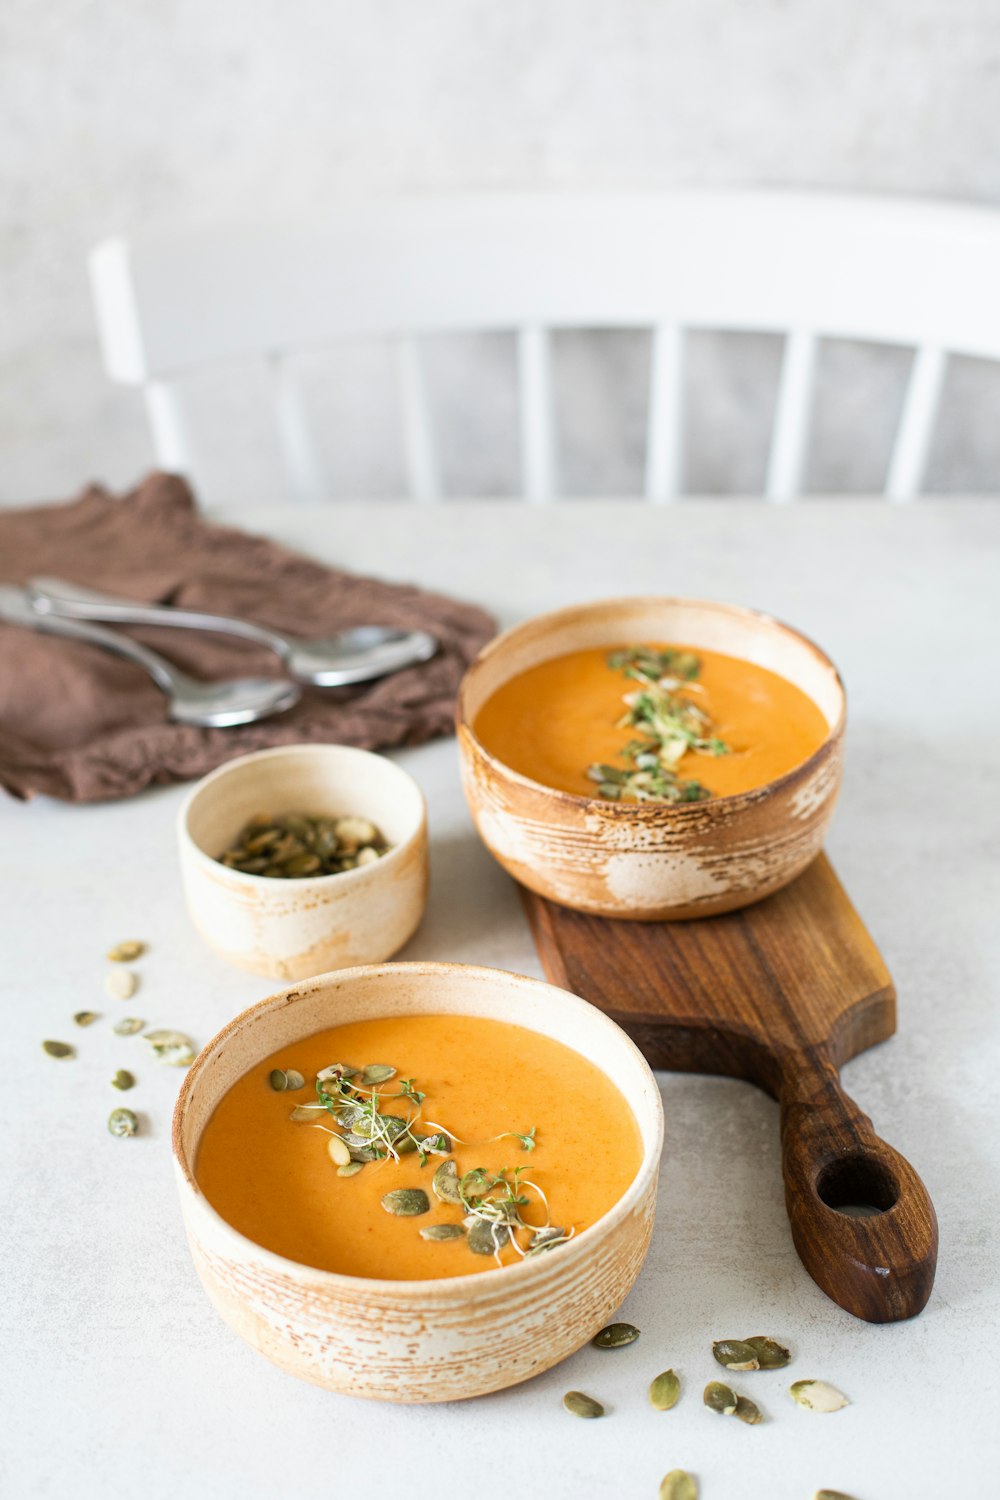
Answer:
top-left (337, 1161), bottom-right (364, 1178)
top-left (284, 1069), bottom-right (305, 1090)
top-left (419, 1223), bottom-right (466, 1242)
top-left (361, 1064), bottom-right (396, 1086)
top-left (467, 1218), bottom-right (510, 1255)
top-left (789, 1380), bottom-right (849, 1413)
top-left (381, 1188), bottom-right (430, 1217)
top-left (660, 1472), bottom-right (698, 1500)
top-left (107, 940), bottom-right (145, 962)
top-left (703, 1381), bottom-right (738, 1416)
top-left (105, 967), bottom-right (138, 1001)
top-left (563, 1391), bottom-right (604, 1419)
top-left (527, 1226), bottom-right (569, 1254)
top-left (813, 1492), bottom-right (860, 1500)
top-left (73, 1011), bottom-right (99, 1027)
top-left (649, 1369), bottom-right (681, 1411)
top-left (592, 1322), bottom-right (640, 1349)
top-left (326, 1134), bottom-right (351, 1167)
top-left (734, 1394), bottom-right (763, 1425)
top-left (713, 1339), bottom-right (761, 1371)
top-left (108, 1107), bottom-right (138, 1137)
top-left (113, 1017), bottom-right (144, 1037)
top-left (744, 1336), bottom-right (791, 1369)
top-left (42, 1040), bottom-right (73, 1059)
top-left (111, 1069), bottom-right (135, 1091)
top-left (432, 1159), bottom-right (462, 1205)
top-left (144, 1029), bottom-right (195, 1067)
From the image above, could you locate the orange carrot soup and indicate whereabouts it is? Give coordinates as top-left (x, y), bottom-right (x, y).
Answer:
top-left (195, 1014), bottom-right (643, 1279)
top-left (473, 643), bottom-right (829, 802)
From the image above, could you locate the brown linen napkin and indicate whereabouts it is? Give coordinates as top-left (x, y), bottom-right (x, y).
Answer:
top-left (0, 473), bottom-right (496, 802)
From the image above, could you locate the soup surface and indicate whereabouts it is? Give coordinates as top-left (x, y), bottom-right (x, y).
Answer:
top-left (474, 643), bottom-right (829, 800)
top-left (195, 1014), bottom-right (643, 1279)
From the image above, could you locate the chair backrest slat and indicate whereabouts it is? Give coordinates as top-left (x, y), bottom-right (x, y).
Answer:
top-left (518, 325), bottom-right (556, 503)
top-left (395, 336), bottom-right (440, 503)
top-left (645, 321), bottom-right (685, 504)
top-left (270, 355), bottom-right (327, 503)
top-left (886, 345), bottom-right (948, 503)
top-left (766, 329), bottom-right (818, 504)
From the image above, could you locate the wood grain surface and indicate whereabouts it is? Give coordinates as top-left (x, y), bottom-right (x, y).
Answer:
top-left (522, 853), bottom-right (938, 1322)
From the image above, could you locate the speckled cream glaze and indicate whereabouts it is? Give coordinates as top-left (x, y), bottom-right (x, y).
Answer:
top-left (178, 745), bottom-right (429, 979)
top-left (173, 963), bottom-right (663, 1402)
top-left (457, 597), bottom-right (846, 920)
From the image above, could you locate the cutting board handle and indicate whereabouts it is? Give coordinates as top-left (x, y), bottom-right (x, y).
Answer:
top-left (779, 1051), bottom-right (938, 1322)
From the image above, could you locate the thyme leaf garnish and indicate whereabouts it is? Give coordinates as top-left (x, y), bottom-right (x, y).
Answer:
top-left (589, 645), bottom-right (730, 803)
top-left (288, 1060), bottom-right (559, 1264)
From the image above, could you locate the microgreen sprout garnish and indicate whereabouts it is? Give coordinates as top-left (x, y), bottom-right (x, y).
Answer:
top-left (282, 1059), bottom-right (560, 1265)
top-left (588, 645), bottom-right (731, 804)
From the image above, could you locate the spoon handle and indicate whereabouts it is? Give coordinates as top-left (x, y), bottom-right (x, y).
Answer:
top-left (0, 584), bottom-right (183, 697)
top-left (28, 576), bottom-right (289, 658)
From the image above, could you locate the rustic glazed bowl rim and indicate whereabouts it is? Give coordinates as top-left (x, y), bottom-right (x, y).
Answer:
top-left (456, 594), bottom-right (847, 815)
top-left (172, 960), bottom-right (664, 1296)
top-left (178, 743), bottom-right (427, 891)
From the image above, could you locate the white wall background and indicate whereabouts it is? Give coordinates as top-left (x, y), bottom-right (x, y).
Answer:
top-left (3, 0), bottom-right (1000, 504)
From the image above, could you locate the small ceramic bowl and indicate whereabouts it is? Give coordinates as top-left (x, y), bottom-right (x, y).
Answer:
top-left (178, 745), bottom-right (428, 979)
top-left (172, 961), bottom-right (663, 1403)
top-left (457, 596), bottom-right (846, 920)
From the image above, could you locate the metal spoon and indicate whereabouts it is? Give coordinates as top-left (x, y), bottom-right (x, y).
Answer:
top-left (27, 576), bottom-right (439, 687)
top-left (0, 585), bottom-right (300, 728)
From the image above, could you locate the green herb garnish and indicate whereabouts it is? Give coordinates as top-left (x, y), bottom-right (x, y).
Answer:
top-left (589, 645), bottom-right (730, 803)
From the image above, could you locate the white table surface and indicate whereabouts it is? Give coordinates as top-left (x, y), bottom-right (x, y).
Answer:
top-left (4, 500), bottom-right (999, 1500)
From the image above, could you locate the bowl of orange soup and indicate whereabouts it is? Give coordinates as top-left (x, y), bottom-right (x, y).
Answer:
top-left (172, 961), bottom-right (663, 1402)
top-left (457, 597), bottom-right (845, 920)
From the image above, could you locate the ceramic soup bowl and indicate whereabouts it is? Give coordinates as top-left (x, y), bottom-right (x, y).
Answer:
top-left (178, 744), bottom-right (428, 980)
top-left (172, 961), bottom-right (663, 1403)
top-left (457, 596), bottom-right (845, 920)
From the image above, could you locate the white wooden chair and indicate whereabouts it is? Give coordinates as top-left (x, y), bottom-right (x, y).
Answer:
top-left (89, 192), bottom-right (1000, 503)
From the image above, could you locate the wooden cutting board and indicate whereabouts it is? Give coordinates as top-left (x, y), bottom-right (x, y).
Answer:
top-left (522, 853), bottom-right (937, 1323)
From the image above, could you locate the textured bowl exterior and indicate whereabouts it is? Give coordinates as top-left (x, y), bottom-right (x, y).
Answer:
top-left (178, 745), bottom-right (429, 979)
top-left (457, 597), bottom-right (846, 920)
top-left (172, 962), bottom-right (663, 1403)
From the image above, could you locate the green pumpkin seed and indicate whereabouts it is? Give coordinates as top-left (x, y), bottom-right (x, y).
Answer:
top-left (283, 1069), bottom-right (305, 1091)
top-left (113, 1017), bottom-right (144, 1036)
top-left (269, 1069), bottom-right (289, 1091)
top-left (419, 1223), bottom-right (466, 1242)
top-left (395, 1131), bottom-right (419, 1155)
top-left (592, 1322), bottom-right (640, 1349)
top-left (381, 1188), bottom-right (430, 1217)
top-left (649, 1369), bottom-right (681, 1411)
top-left (813, 1491), bottom-right (860, 1500)
top-left (288, 1103), bottom-right (327, 1121)
top-left (744, 1336), bottom-right (791, 1369)
top-left (348, 1144), bottom-right (380, 1163)
top-left (432, 1159), bottom-right (462, 1205)
top-left (42, 1040), bottom-right (73, 1059)
top-left (105, 967), bottom-right (138, 1001)
top-left (144, 1030), bottom-right (195, 1067)
top-left (326, 1134), bottom-right (351, 1167)
top-left (281, 853), bottom-right (322, 877)
top-left (734, 1394), bottom-right (763, 1425)
top-left (111, 1069), bottom-right (135, 1091)
top-left (73, 1011), bottom-right (99, 1027)
top-left (361, 1064), bottom-right (396, 1086)
top-left (108, 1107), bottom-right (138, 1137)
top-left (460, 1166), bottom-right (496, 1200)
top-left (712, 1339), bottom-right (760, 1371)
top-left (789, 1379), bottom-right (849, 1413)
top-left (703, 1381), bottom-right (737, 1416)
top-left (107, 940), bottom-right (145, 962)
top-left (660, 1472), bottom-right (698, 1500)
top-left (563, 1391), bottom-right (604, 1419)
top-left (337, 1161), bottom-right (364, 1178)
top-left (318, 1062), bottom-right (359, 1084)
top-left (467, 1218), bottom-right (510, 1255)
top-left (527, 1226), bottom-right (568, 1254)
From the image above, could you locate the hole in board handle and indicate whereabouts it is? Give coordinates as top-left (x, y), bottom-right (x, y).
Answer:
top-left (817, 1154), bottom-right (900, 1218)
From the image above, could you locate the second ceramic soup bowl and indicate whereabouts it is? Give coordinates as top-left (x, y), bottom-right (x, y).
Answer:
top-left (457, 596), bottom-right (846, 920)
